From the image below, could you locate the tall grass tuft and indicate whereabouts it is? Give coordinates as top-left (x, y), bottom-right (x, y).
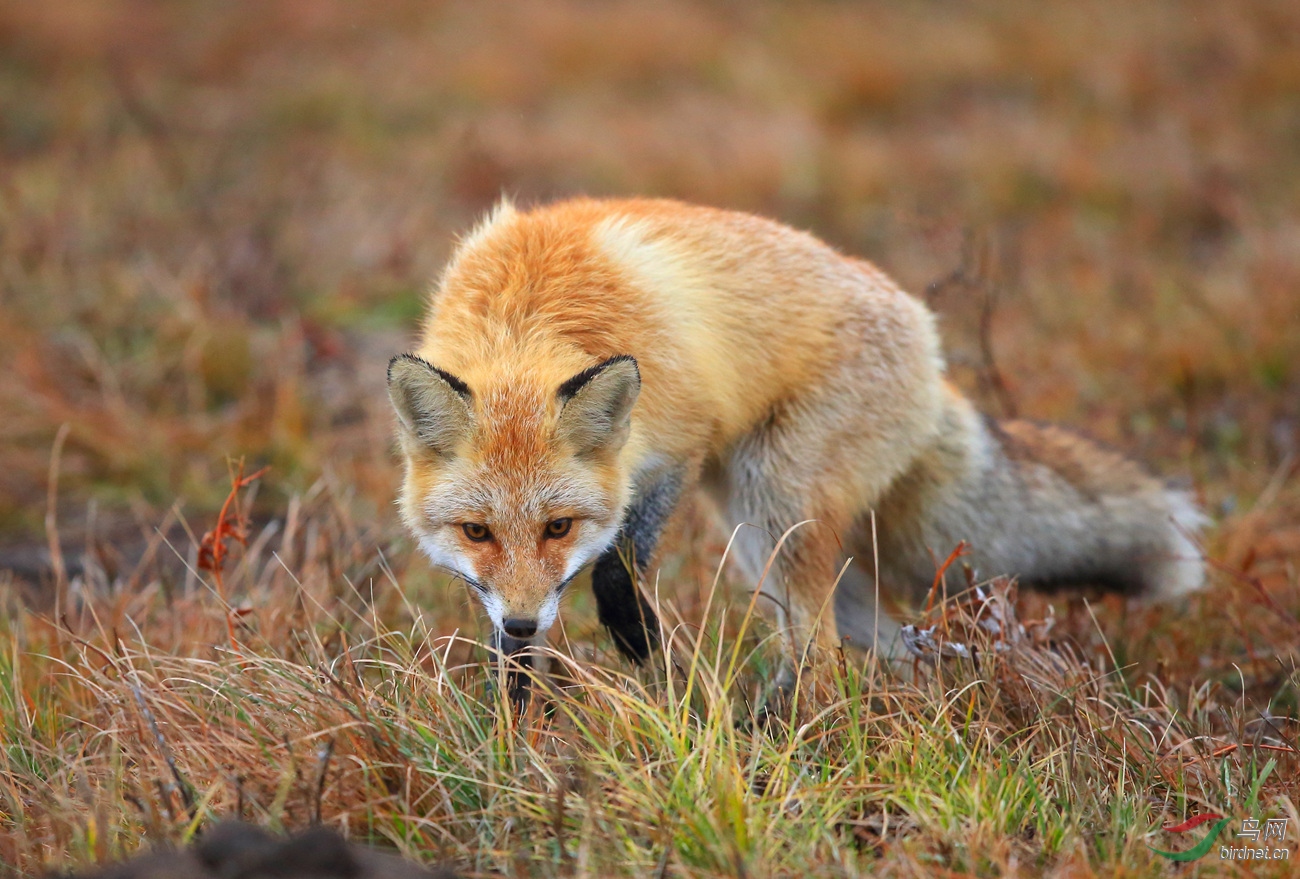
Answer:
top-left (2, 478), bottom-right (1296, 877)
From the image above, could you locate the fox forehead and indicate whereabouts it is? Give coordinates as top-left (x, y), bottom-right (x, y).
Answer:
top-left (413, 463), bottom-right (617, 524)
top-left (407, 421), bottom-right (621, 526)
top-left (472, 382), bottom-right (558, 468)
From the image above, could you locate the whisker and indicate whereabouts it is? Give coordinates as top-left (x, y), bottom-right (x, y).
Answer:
top-left (430, 563), bottom-right (485, 595)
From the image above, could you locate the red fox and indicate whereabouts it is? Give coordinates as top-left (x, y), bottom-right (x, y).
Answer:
top-left (388, 198), bottom-right (1204, 683)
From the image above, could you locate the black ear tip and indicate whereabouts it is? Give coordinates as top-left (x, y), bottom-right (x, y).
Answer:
top-left (387, 353), bottom-right (412, 383)
top-left (607, 354), bottom-right (640, 381)
top-left (387, 354), bottom-right (471, 399)
top-left (388, 352), bottom-right (431, 381)
top-left (557, 353), bottom-right (641, 401)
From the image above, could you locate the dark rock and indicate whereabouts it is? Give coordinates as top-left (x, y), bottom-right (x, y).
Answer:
top-left (60, 821), bottom-right (459, 879)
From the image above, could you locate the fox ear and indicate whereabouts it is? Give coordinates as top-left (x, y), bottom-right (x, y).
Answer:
top-left (556, 355), bottom-right (641, 456)
top-left (387, 355), bottom-right (474, 457)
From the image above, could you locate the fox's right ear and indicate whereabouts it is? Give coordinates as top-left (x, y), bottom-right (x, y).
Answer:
top-left (387, 355), bottom-right (474, 457)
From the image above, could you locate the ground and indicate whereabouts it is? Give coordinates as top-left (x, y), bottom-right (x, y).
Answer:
top-left (1, 1), bottom-right (1298, 876)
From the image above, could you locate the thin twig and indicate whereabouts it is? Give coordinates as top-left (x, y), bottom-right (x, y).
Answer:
top-left (131, 682), bottom-right (196, 819)
top-left (977, 262), bottom-right (1018, 419)
top-left (925, 230), bottom-right (1019, 418)
top-left (46, 423), bottom-right (71, 627)
top-left (313, 738), bottom-right (336, 825)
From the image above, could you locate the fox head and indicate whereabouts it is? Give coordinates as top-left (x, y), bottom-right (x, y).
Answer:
top-left (387, 353), bottom-right (640, 651)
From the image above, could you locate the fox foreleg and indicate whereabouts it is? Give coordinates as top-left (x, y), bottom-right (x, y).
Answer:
top-left (592, 466), bottom-right (685, 665)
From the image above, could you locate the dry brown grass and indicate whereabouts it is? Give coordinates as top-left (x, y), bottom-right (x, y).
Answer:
top-left (1, 1), bottom-right (1298, 875)
top-left (2, 474), bottom-right (1298, 876)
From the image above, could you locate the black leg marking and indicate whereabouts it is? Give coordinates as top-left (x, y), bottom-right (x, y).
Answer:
top-left (592, 545), bottom-right (660, 664)
top-left (592, 468), bottom-right (683, 665)
top-left (490, 630), bottom-right (535, 708)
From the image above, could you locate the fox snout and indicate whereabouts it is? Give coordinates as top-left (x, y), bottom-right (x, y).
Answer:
top-left (503, 618), bottom-right (538, 639)
top-left (483, 587), bottom-right (562, 648)
top-left (492, 616), bottom-right (540, 657)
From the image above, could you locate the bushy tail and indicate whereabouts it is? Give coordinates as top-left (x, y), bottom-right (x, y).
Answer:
top-left (870, 399), bottom-right (1208, 606)
top-left (849, 401), bottom-right (1207, 658)
top-left (1148, 484), bottom-right (1209, 598)
top-left (981, 418), bottom-right (1208, 599)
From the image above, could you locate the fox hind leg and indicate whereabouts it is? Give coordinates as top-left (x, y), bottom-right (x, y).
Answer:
top-left (723, 482), bottom-right (851, 722)
top-left (722, 434), bottom-right (849, 665)
top-left (832, 559), bottom-right (908, 659)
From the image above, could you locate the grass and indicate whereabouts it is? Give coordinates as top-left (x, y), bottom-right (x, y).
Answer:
top-left (1, 0), bottom-right (1299, 875)
top-left (1, 472), bottom-right (1297, 876)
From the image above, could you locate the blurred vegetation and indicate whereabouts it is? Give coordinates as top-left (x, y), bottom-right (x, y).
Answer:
top-left (0, 0), bottom-right (1298, 875)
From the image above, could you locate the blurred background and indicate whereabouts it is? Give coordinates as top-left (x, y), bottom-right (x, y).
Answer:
top-left (1, 0), bottom-right (1297, 628)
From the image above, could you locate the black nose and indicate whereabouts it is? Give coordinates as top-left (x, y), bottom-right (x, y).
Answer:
top-left (503, 618), bottom-right (537, 640)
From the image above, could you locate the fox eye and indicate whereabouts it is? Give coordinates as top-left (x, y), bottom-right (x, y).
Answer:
top-left (462, 522), bottom-right (492, 542)
top-left (544, 518), bottom-right (573, 539)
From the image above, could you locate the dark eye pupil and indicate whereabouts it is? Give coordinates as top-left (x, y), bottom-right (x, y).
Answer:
top-left (463, 523), bottom-right (490, 541)
top-left (547, 518), bottom-right (571, 537)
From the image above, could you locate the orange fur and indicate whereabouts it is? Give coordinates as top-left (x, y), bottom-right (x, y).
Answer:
top-left (390, 197), bottom-right (1204, 664)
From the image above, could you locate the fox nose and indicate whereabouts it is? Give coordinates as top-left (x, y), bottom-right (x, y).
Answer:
top-left (503, 618), bottom-right (538, 640)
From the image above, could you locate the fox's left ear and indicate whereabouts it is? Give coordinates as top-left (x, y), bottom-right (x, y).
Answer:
top-left (556, 355), bottom-right (641, 456)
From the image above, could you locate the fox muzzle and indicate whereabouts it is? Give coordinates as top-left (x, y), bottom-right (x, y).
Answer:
top-left (493, 626), bottom-right (536, 659)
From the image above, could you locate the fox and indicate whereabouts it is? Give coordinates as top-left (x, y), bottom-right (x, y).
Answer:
top-left (387, 197), bottom-right (1204, 691)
